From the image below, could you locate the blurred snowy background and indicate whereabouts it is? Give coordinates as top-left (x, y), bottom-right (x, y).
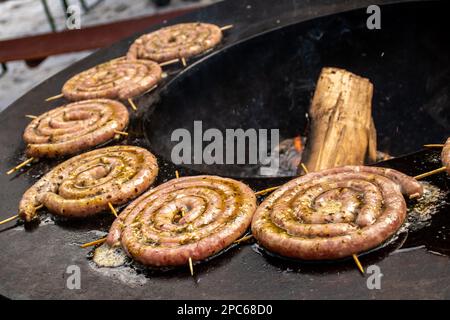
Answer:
top-left (0, 0), bottom-right (220, 111)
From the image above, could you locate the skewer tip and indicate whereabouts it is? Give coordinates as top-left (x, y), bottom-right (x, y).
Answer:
top-left (45, 93), bottom-right (64, 102)
top-left (423, 144), bottom-right (444, 148)
top-left (143, 84), bottom-right (158, 95)
top-left (0, 214), bottom-right (19, 226)
top-left (220, 24), bottom-right (234, 31)
top-left (234, 234), bottom-right (254, 244)
top-left (80, 237), bottom-right (107, 248)
top-left (6, 157), bottom-right (35, 175)
top-left (300, 162), bottom-right (309, 174)
top-left (254, 186), bottom-right (280, 196)
top-left (108, 202), bottom-right (118, 218)
top-left (159, 58), bottom-right (180, 67)
top-left (188, 257), bottom-right (194, 276)
top-left (352, 254), bottom-right (365, 275)
top-left (127, 98), bottom-right (138, 111)
top-left (414, 166), bottom-right (446, 180)
top-left (113, 130), bottom-right (128, 137)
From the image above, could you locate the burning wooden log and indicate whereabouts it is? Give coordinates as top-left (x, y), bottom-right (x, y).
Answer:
top-left (300, 67), bottom-right (377, 173)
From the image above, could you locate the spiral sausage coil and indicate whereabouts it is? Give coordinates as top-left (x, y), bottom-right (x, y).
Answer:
top-left (251, 166), bottom-right (423, 260)
top-left (19, 146), bottom-right (158, 222)
top-left (24, 99), bottom-right (129, 158)
top-left (107, 175), bottom-right (256, 267)
top-left (62, 57), bottom-right (162, 100)
top-left (127, 23), bottom-right (222, 62)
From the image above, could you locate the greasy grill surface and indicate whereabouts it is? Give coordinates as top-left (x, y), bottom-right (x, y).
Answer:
top-left (0, 0), bottom-right (449, 299)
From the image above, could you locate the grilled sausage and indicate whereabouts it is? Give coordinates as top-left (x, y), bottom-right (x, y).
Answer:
top-left (251, 165), bottom-right (423, 260)
top-left (127, 22), bottom-right (222, 62)
top-left (62, 57), bottom-right (161, 101)
top-left (19, 146), bottom-right (158, 222)
top-left (442, 137), bottom-right (450, 174)
top-left (24, 99), bottom-right (129, 158)
top-left (106, 175), bottom-right (256, 267)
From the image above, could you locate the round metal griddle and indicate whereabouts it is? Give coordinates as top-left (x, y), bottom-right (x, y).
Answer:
top-left (0, 0), bottom-right (449, 299)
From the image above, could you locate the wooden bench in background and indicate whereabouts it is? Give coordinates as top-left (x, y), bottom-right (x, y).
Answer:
top-left (0, 6), bottom-right (196, 75)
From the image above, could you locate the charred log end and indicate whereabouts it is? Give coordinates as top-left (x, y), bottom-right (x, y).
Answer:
top-left (299, 67), bottom-right (377, 174)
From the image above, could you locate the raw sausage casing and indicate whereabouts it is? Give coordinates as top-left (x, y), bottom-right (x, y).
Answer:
top-left (19, 146), bottom-right (158, 222)
top-left (127, 22), bottom-right (222, 62)
top-left (252, 166), bottom-right (423, 260)
top-left (24, 99), bottom-right (129, 158)
top-left (62, 57), bottom-right (161, 100)
top-left (107, 175), bottom-right (256, 266)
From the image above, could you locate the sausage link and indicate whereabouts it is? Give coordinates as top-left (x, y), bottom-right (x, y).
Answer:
top-left (24, 99), bottom-right (128, 158)
top-left (251, 165), bottom-right (423, 260)
top-left (62, 57), bottom-right (161, 100)
top-left (106, 175), bottom-right (256, 267)
top-left (19, 146), bottom-right (158, 222)
top-left (127, 23), bottom-right (222, 62)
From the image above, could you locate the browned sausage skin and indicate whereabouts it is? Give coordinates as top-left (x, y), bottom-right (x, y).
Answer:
top-left (62, 57), bottom-right (161, 101)
top-left (251, 165), bottom-right (423, 260)
top-left (19, 146), bottom-right (158, 222)
top-left (127, 22), bottom-right (222, 62)
top-left (442, 137), bottom-right (450, 174)
top-left (24, 99), bottom-right (129, 158)
top-left (106, 175), bottom-right (256, 267)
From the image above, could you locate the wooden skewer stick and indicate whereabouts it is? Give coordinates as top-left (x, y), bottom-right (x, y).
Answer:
top-left (255, 186), bottom-right (280, 196)
top-left (220, 24), bottom-right (234, 31)
top-left (6, 157), bottom-right (35, 175)
top-left (113, 130), bottom-right (128, 136)
top-left (127, 98), bottom-right (138, 111)
top-left (181, 57), bottom-right (187, 67)
top-left (414, 166), bottom-right (447, 180)
top-left (25, 115), bottom-right (38, 119)
top-left (159, 58), bottom-right (180, 67)
top-left (45, 93), bottom-right (64, 102)
top-left (175, 170), bottom-right (180, 179)
top-left (255, 164), bottom-right (308, 196)
top-left (423, 144), bottom-right (444, 148)
top-left (0, 214), bottom-right (19, 226)
top-left (352, 254), bottom-right (365, 275)
top-left (234, 234), bottom-right (253, 244)
top-left (108, 202), bottom-right (118, 218)
top-left (188, 257), bottom-right (194, 276)
top-left (80, 237), bottom-right (107, 248)
top-left (143, 84), bottom-right (158, 95)
top-left (300, 162), bottom-right (309, 174)
top-left (0, 204), bottom-right (43, 226)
